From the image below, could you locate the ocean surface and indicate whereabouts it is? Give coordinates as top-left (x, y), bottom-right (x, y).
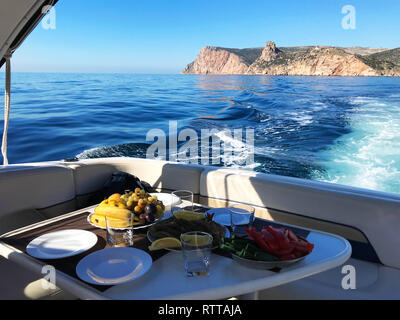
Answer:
top-left (0, 73), bottom-right (399, 195)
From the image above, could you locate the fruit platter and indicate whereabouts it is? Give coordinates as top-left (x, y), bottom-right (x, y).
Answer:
top-left (88, 188), bottom-right (165, 230)
top-left (147, 211), bottom-right (227, 251)
top-left (221, 226), bottom-right (315, 269)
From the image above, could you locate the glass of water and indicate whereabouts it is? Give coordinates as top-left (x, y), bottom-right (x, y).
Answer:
top-left (180, 231), bottom-right (213, 277)
top-left (229, 204), bottom-right (255, 235)
top-left (172, 190), bottom-right (194, 213)
top-left (105, 213), bottom-right (134, 247)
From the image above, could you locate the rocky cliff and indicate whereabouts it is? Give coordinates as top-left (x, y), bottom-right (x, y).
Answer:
top-left (182, 42), bottom-right (399, 77)
top-left (181, 46), bottom-right (262, 74)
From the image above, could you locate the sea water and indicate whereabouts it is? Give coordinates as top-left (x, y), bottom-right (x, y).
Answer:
top-left (1, 73), bottom-right (399, 195)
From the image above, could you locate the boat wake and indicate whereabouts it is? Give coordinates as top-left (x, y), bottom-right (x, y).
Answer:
top-left (7, 73), bottom-right (392, 195)
top-left (76, 143), bottom-right (149, 159)
top-left (313, 96), bottom-right (400, 193)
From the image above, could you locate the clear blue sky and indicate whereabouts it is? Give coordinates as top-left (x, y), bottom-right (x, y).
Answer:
top-left (10, 0), bottom-right (400, 74)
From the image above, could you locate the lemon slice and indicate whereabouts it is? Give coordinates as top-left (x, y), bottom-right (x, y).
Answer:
top-left (181, 234), bottom-right (211, 246)
top-left (173, 210), bottom-right (205, 221)
top-left (148, 237), bottom-right (182, 251)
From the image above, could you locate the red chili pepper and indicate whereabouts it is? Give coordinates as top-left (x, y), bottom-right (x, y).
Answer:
top-left (245, 227), bottom-right (275, 255)
top-left (297, 239), bottom-right (310, 246)
top-left (284, 229), bottom-right (289, 239)
top-left (266, 226), bottom-right (290, 249)
top-left (289, 241), bottom-right (313, 254)
top-left (261, 229), bottom-right (280, 251)
top-left (246, 226), bottom-right (314, 261)
top-left (293, 250), bottom-right (304, 258)
top-left (274, 247), bottom-right (295, 256)
top-left (287, 230), bottom-right (299, 242)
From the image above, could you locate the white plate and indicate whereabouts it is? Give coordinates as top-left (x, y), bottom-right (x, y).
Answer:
top-left (76, 247), bottom-right (152, 286)
top-left (151, 193), bottom-right (180, 208)
top-left (26, 230), bottom-right (98, 260)
top-left (207, 208), bottom-right (251, 226)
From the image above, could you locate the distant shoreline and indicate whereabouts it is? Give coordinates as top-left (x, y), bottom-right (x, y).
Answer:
top-left (3, 71), bottom-right (400, 78)
top-left (182, 42), bottom-right (400, 77)
top-left (181, 73), bottom-right (400, 78)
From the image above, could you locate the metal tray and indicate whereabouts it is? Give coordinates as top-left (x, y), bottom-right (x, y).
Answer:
top-left (231, 253), bottom-right (308, 270)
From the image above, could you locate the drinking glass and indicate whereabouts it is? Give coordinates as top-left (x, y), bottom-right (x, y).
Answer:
top-left (105, 213), bottom-right (134, 247)
top-left (180, 231), bottom-right (213, 277)
top-left (171, 190), bottom-right (194, 214)
top-left (229, 204), bottom-right (255, 235)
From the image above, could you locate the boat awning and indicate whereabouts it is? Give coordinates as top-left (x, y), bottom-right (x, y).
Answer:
top-left (0, 0), bottom-right (59, 165)
top-left (0, 0), bottom-right (58, 68)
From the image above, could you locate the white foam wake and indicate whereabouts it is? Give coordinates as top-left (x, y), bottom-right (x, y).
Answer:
top-left (169, 129), bottom-right (260, 170)
top-left (314, 96), bottom-right (400, 194)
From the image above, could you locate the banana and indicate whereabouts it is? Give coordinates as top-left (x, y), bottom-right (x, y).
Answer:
top-left (90, 214), bottom-right (132, 229)
top-left (90, 214), bottom-right (143, 228)
top-left (94, 204), bottom-right (133, 220)
top-left (108, 193), bottom-right (121, 202)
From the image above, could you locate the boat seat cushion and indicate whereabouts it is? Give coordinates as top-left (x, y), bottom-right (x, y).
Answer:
top-left (0, 165), bottom-right (76, 227)
top-left (67, 157), bottom-right (204, 196)
top-left (200, 168), bottom-right (400, 268)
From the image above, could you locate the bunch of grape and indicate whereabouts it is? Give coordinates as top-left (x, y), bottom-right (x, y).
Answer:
top-left (120, 188), bottom-right (165, 224)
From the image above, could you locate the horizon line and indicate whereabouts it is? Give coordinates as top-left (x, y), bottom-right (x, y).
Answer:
top-left (0, 71), bottom-right (183, 75)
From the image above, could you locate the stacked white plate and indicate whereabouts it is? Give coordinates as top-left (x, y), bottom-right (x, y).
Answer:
top-left (26, 230), bottom-right (98, 260)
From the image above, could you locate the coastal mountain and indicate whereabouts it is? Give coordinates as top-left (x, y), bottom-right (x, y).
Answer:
top-left (358, 48), bottom-right (400, 76)
top-left (181, 46), bottom-right (263, 74)
top-left (182, 42), bottom-right (399, 76)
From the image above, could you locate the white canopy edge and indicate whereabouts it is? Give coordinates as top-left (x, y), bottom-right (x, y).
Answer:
top-left (0, 0), bottom-right (49, 65)
top-left (0, 0), bottom-right (57, 165)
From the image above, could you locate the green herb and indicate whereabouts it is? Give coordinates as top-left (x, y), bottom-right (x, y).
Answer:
top-left (222, 236), bottom-right (280, 262)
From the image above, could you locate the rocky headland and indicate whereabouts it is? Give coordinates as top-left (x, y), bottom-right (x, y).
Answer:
top-left (182, 42), bottom-right (400, 77)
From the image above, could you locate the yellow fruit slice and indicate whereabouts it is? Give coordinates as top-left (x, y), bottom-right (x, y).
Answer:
top-left (94, 204), bottom-right (133, 220)
top-left (117, 203), bottom-right (127, 209)
top-left (173, 210), bottom-right (204, 221)
top-left (90, 214), bottom-right (144, 229)
top-left (181, 234), bottom-right (211, 246)
top-left (148, 238), bottom-right (182, 251)
top-left (108, 193), bottom-right (121, 202)
top-left (90, 214), bottom-right (132, 229)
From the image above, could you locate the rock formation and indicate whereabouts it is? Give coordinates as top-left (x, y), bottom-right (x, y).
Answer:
top-left (182, 42), bottom-right (399, 77)
top-left (182, 46), bottom-right (252, 74)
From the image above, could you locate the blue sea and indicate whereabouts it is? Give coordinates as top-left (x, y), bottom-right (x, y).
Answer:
top-left (1, 73), bottom-right (400, 195)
